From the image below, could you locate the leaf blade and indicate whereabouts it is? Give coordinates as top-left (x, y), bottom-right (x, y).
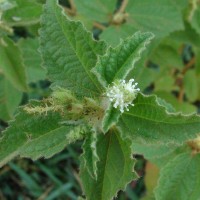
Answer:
top-left (93, 32), bottom-right (154, 87)
top-left (118, 93), bottom-right (200, 144)
top-left (0, 37), bottom-right (28, 91)
top-left (80, 131), bottom-right (137, 200)
top-left (18, 38), bottom-right (46, 83)
top-left (81, 131), bottom-right (99, 179)
top-left (127, 0), bottom-right (184, 38)
top-left (74, 0), bottom-right (116, 22)
top-left (2, 0), bottom-right (42, 26)
top-left (0, 75), bottom-right (22, 121)
top-left (155, 153), bottom-right (200, 200)
top-left (40, 0), bottom-right (107, 97)
top-left (0, 101), bottom-right (85, 167)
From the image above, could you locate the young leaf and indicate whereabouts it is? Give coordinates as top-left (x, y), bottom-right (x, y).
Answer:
top-left (93, 32), bottom-right (154, 87)
top-left (81, 131), bottom-right (99, 179)
top-left (155, 152), bottom-right (200, 200)
top-left (80, 131), bottom-right (137, 200)
top-left (118, 93), bottom-right (200, 144)
top-left (0, 37), bottom-right (28, 91)
top-left (0, 101), bottom-right (86, 167)
top-left (40, 0), bottom-right (107, 97)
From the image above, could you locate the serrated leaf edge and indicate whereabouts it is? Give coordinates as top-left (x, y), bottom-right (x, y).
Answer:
top-left (117, 93), bottom-right (200, 145)
top-left (154, 152), bottom-right (192, 200)
top-left (80, 131), bottom-right (99, 180)
top-left (92, 31), bottom-right (155, 88)
top-left (38, 0), bottom-right (107, 94)
top-left (102, 103), bottom-right (121, 133)
top-left (113, 130), bottom-right (139, 199)
top-left (0, 100), bottom-right (86, 167)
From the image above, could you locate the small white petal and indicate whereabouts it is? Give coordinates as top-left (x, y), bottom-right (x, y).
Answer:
top-left (106, 79), bottom-right (140, 113)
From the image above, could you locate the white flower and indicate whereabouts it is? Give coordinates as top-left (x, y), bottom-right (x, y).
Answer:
top-left (106, 79), bottom-right (140, 113)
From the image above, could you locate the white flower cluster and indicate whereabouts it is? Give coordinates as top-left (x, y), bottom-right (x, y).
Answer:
top-left (106, 79), bottom-right (140, 113)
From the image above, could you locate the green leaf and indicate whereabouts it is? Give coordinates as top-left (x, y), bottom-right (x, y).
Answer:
top-left (127, 55), bottom-right (158, 91)
top-left (18, 38), bottom-right (46, 83)
top-left (170, 0), bottom-right (188, 10)
top-left (132, 141), bottom-right (189, 168)
top-left (2, 0), bottom-right (42, 26)
top-left (102, 105), bottom-right (121, 133)
top-left (154, 91), bottom-right (197, 114)
top-left (194, 47), bottom-right (200, 75)
top-left (126, 0), bottom-right (184, 38)
top-left (183, 70), bottom-right (199, 102)
top-left (101, 41), bottom-right (154, 133)
top-left (100, 24), bottom-right (138, 47)
top-left (118, 93), bottom-right (200, 144)
top-left (0, 101), bottom-right (86, 167)
top-left (0, 0), bottom-right (16, 12)
top-left (132, 142), bottom-right (178, 161)
top-left (81, 131), bottom-right (99, 179)
top-left (100, 0), bottom-right (184, 45)
top-left (156, 97), bottom-right (176, 113)
top-left (155, 152), bottom-right (200, 200)
top-left (93, 32), bottom-right (154, 87)
top-left (151, 43), bottom-right (183, 70)
top-left (170, 21), bottom-right (200, 48)
top-left (74, 0), bottom-right (116, 22)
top-left (80, 131), bottom-right (137, 200)
top-left (0, 75), bottom-right (22, 121)
top-left (0, 37), bottom-right (28, 91)
top-left (190, 6), bottom-right (200, 35)
top-left (154, 75), bottom-right (176, 92)
top-left (40, 0), bottom-right (107, 97)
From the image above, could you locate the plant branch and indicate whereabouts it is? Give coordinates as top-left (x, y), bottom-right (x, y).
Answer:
top-left (111, 0), bottom-right (129, 25)
top-left (118, 0), bottom-right (129, 13)
top-left (177, 56), bottom-right (195, 102)
top-left (181, 57), bottom-right (195, 75)
top-left (69, 0), bottom-right (76, 12)
top-left (188, 0), bottom-right (198, 21)
top-left (64, 7), bottom-right (76, 16)
top-left (178, 83), bottom-right (184, 102)
top-left (63, 0), bottom-right (76, 16)
top-left (187, 136), bottom-right (200, 155)
top-left (93, 22), bottom-right (106, 30)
